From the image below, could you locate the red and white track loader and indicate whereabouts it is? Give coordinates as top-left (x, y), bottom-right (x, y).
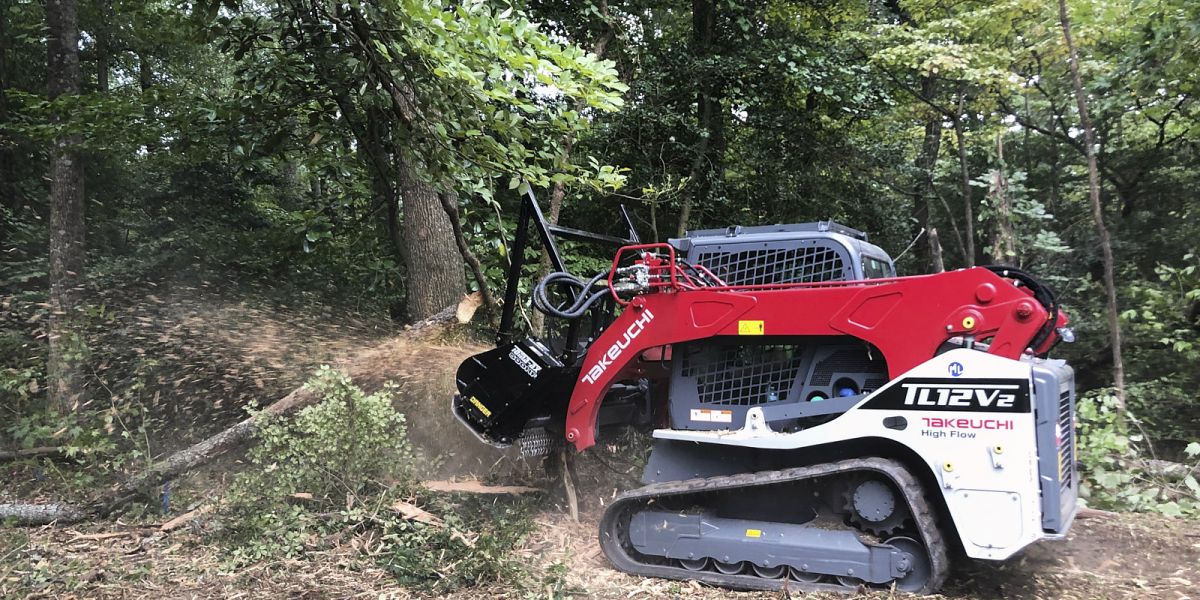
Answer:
top-left (451, 193), bottom-right (1078, 593)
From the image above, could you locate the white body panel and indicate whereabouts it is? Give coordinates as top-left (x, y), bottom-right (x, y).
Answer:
top-left (654, 348), bottom-right (1054, 560)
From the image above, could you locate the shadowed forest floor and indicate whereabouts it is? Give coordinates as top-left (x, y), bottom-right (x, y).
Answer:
top-left (3, 289), bottom-right (1197, 599)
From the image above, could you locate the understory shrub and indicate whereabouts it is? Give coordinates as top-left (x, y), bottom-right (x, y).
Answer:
top-left (1076, 388), bottom-right (1200, 517)
top-left (219, 366), bottom-right (532, 591)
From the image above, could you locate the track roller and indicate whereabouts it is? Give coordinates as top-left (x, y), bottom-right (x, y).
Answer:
top-left (751, 564), bottom-right (786, 579)
top-left (885, 536), bottom-right (932, 592)
top-left (713, 561), bottom-right (745, 575)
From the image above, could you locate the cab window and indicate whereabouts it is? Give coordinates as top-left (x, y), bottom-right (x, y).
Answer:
top-left (862, 255), bottom-right (894, 279)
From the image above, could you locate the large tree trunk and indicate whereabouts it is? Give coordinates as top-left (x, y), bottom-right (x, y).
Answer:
top-left (46, 0), bottom-right (86, 413)
top-left (397, 158), bottom-right (465, 320)
top-left (1058, 0), bottom-right (1126, 407)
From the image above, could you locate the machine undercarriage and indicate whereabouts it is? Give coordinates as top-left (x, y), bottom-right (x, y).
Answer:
top-left (450, 192), bottom-right (1078, 594)
top-left (601, 458), bottom-right (948, 593)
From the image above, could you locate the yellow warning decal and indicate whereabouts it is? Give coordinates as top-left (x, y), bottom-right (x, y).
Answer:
top-left (738, 320), bottom-right (765, 335)
top-left (468, 396), bottom-right (492, 417)
top-left (745, 529), bottom-right (762, 538)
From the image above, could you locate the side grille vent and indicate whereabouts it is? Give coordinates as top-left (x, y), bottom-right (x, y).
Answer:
top-left (1058, 387), bottom-right (1075, 491)
top-left (680, 345), bottom-right (803, 406)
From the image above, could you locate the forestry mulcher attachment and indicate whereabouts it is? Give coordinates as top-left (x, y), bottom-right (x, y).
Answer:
top-left (452, 192), bottom-right (1078, 594)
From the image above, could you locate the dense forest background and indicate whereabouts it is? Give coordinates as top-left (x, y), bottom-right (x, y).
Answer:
top-left (2, 0), bottom-right (1199, 534)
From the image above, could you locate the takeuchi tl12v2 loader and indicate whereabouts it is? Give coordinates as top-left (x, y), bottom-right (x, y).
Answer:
top-left (451, 192), bottom-right (1078, 594)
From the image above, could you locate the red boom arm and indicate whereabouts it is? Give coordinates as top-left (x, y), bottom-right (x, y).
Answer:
top-left (563, 266), bottom-right (1059, 450)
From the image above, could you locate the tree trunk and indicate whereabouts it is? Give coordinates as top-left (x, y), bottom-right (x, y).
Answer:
top-left (369, 166), bottom-right (405, 269)
top-left (910, 77), bottom-right (942, 273)
top-left (397, 158), bottom-right (465, 320)
top-left (531, 141), bottom-right (572, 336)
top-left (96, 29), bottom-right (109, 93)
top-left (988, 134), bottom-right (1017, 264)
top-left (679, 0), bottom-right (722, 237)
top-left (1058, 0), bottom-right (1126, 407)
top-left (954, 90), bottom-right (975, 266)
top-left (46, 0), bottom-right (86, 414)
top-left (438, 190), bottom-right (498, 325)
top-left (928, 227), bottom-right (945, 273)
top-left (139, 51), bottom-right (156, 151)
top-left (1049, 134), bottom-right (1060, 211)
top-left (0, 2), bottom-right (12, 252)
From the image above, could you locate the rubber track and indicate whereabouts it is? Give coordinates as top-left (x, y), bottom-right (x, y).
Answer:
top-left (598, 457), bottom-right (950, 595)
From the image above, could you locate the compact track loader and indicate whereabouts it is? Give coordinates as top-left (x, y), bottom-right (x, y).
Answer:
top-left (451, 192), bottom-right (1078, 594)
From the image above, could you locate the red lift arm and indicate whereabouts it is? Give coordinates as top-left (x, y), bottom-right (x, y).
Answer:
top-left (564, 255), bottom-right (1065, 450)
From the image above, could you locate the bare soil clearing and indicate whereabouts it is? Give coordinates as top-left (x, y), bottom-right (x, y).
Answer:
top-left (1, 506), bottom-right (1196, 599)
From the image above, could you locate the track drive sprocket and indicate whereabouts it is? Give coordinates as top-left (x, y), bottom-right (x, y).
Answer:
top-left (842, 475), bottom-right (911, 537)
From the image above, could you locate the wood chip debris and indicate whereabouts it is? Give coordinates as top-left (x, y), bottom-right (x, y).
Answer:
top-left (390, 500), bottom-right (443, 525)
top-left (160, 504), bottom-right (215, 532)
top-left (422, 480), bottom-right (541, 495)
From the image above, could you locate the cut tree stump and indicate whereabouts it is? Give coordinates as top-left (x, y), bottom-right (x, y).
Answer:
top-left (560, 448), bottom-right (579, 523)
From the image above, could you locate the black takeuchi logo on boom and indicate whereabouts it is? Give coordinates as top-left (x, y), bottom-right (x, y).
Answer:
top-left (858, 377), bottom-right (1031, 413)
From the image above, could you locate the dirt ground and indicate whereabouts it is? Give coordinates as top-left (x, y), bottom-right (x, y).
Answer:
top-left (2, 503), bottom-right (1197, 599)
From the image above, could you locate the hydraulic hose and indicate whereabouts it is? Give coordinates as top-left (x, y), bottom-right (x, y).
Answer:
top-left (533, 270), bottom-right (612, 320)
top-left (533, 257), bottom-right (717, 320)
top-left (983, 265), bottom-right (1060, 353)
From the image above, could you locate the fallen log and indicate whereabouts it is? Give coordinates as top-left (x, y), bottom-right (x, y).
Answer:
top-left (97, 385), bottom-right (316, 515)
top-left (0, 503), bottom-right (87, 525)
top-left (1076, 506), bottom-right (1118, 520)
top-left (0, 446), bottom-right (68, 462)
top-left (0, 307), bottom-right (459, 527)
top-left (1139, 458), bottom-right (1194, 480)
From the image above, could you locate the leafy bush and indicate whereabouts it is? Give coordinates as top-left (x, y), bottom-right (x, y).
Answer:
top-left (1120, 256), bottom-right (1200, 445)
top-left (222, 366), bottom-right (414, 559)
top-left (241, 366), bottom-right (415, 503)
top-left (1077, 388), bottom-right (1200, 517)
top-left (219, 366), bottom-right (533, 591)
